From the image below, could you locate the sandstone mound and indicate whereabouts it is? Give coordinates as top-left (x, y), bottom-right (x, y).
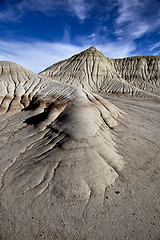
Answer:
top-left (39, 47), bottom-right (159, 97)
top-left (0, 61), bottom-right (125, 239)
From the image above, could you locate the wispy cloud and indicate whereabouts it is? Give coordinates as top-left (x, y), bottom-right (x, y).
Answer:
top-left (0, 0), bottom-right (92, 22)
top-left (97, 41), bottom-right (136, 58)
top-left (0, 5), bottom-right (19, 22)
top-left (115, 0), bottom-right (160, 40)
top-left (0, 40), bottom-right (88, 73)
top-left (0, 39), bottom-right (136, 73)
top-left (150, 42), bottom-right (160, 52)
top-left (87, 26), bottom-right (108, 44)
top-left (149, 42), bottom-right (160, 55)
top-left (67, 0), bottom-right (92, 21)
top-left (116, 0), bottom-right (143, 25)
top-left (152, 50), bottom-right (160, 56)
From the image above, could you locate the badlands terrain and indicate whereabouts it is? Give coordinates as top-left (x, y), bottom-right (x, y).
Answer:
top-left (0, 47), bottom-right (159, 240)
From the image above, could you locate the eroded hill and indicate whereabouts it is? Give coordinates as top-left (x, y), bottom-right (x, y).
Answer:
top-left (40, 46), bottom-right (160, 96)
top-left (0, 47), bottom-right (160, 239)
top-left (0, 61), bottom-right (125, 239)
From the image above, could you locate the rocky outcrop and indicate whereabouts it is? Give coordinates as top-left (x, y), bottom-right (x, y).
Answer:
top-left (40, 47), bottom-right (160, 96)
top-left (0, 61), bottom-right (124, 239)
top-left (110, 56), bottom-right (160, 92)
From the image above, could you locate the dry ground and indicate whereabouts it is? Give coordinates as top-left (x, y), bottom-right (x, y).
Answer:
top-left (96, 94), bottom-right (160, 240)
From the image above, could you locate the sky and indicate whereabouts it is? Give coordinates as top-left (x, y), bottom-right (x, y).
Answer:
top-left (0, 0), bottom-right (160, 73)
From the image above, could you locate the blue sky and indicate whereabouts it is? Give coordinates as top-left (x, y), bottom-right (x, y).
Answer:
top-left (0, 0), bottom-right (160, 73)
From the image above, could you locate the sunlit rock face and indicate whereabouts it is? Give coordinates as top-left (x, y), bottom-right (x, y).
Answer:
top-left (0, 61), bottom-right (124, 240)
top-left (110, 56), bottom-right (160, 92)
top-left (40, 46), bottom-right (160, 96)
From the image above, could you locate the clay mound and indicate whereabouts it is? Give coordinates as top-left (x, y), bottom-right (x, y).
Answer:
top-left (110, 56), bottom-right (160, 92)
top-left (0, 61), bottom-right (54, 115)
top-left (39, 47), bottom-right (157, 97)
top-left (0, 61), bottom-right (124, 239)
top-left (39, 47), bottom-right (140, 94)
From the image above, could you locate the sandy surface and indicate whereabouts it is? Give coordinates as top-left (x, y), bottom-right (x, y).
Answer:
top-left (0, 59), bottom-right (159, 240)
top-left (0, 94), bottom-right (159, 240)
top-left (97, 94), bottom-right (160, 240)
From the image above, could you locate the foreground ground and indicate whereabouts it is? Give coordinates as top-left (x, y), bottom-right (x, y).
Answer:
top-left (98, 94), bottom-right (160, 240)
top-left (0, 92), bottom-right (159, 240)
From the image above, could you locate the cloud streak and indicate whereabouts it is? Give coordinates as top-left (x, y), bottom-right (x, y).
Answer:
top-left (0, 40), bottom-right (88, 73)
top-left (68, 0), bottom-right (92, 21)
top-left (0, 39), bottom-right (136, 73)
top-left (149, 42), bottom-right (160, 55)
top-left (150, 42), bottom-right (160, 52)
top-left (0, 0), bottom-right (91, 22)
top-left (115, 0), bottom-right (160, 40)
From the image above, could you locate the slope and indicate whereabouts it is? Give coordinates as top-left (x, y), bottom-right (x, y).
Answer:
top-left (39, 47), bottom-right (143, 95)
top-left (110, 55), bottom-right (160, 92)
top-left (0, 61), bottom-right (125, 240)
top-left (39, 47), bottom-right (160, 97)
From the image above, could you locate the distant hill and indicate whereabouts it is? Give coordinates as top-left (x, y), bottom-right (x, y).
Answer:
top-left (39, 46), bottom-right (160, 95)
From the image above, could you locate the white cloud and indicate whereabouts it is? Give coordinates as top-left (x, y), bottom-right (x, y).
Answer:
top-left (67, 0), bottom-right (92, 21)
top-left (130, 24), bottom-right (149, 39)
top-left (116, 0), bottom-right (143, 25)
top-left (115, 0), bottom-right (160, 40)
top-left (0, 0), bottom-right (91, 22)
top-left (0, 39), bottom-right (136, 73)
top-left (153, 51), bottom-right (160, 56)
top-left (0, 40), bottom-right (89, 73)
top-left (150, 42), bottom-right (160, 52)
top-left (97, 41), bottom-right (136, 58)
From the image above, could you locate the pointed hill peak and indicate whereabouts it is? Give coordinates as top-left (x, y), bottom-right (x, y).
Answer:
top-left (86, 46), bottom-right (101, 52)
top-left (39, 47), bottom-right (160, 96)
top-left (81, 46), bottom-right (104, 56)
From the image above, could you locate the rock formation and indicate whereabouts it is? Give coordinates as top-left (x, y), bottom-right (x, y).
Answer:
top-left (0, 60), bottom-right (124, 239)
top-left (0, 46), bottom-right (160, 239)
top-left (40, 46), bottom-right (160, 96)
top-left (110, 55), bottom-right (160, 92)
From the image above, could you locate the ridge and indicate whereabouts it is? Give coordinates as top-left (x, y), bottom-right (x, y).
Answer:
top-left (85, 46), bottom-right (102, 53)
top-left (39, 47), bottom-right (160, 95)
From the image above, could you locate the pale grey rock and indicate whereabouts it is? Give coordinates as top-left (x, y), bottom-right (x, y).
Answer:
top-left (39, 47), bottom-right (160, 96)
top-left (0, 61), bottom-right (124, 240)
top-left (110, 56), bottom-right (160, 92)
top-left (0, 48), bottom-right (159, 240)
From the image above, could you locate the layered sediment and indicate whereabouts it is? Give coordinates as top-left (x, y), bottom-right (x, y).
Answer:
top-left (40, 46), bottom-right (160, 96)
